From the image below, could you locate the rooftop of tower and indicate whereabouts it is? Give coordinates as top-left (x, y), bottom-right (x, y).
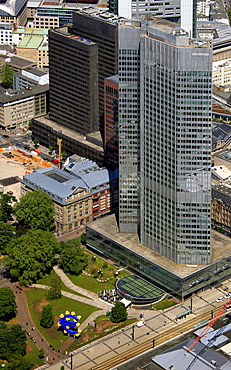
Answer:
top-left (87, 214), bottom-right (231, 278)
top-left (51, 26), bottom-right (96, 45)
top-left (119, 16), bottom-right (211, 49)
top-left (75, 6), bottom-right (125, 24)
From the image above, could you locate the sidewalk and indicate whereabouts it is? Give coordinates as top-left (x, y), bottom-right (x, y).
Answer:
top-left (53, 266), bottom-right (98, 301)
top-left (32, 284), bottom-right (111, 311)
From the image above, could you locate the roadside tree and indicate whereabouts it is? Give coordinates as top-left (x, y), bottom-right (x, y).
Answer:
top-left (0, 287), bottom-right (16, 321)
top-left (111, 302), bottom-right (127, 323)
top-left (0, 221), bottom-right (16, 255)
top-left (5, 229), bottom-right (58, 285)
top-left (0, 323), bottom-right (26, 361)
top-left (59, 238), bottom-right (88, 275)
top-left (14, 189), bottom-right (55, 231)
top-left (0, 193), bottom-right (16, 223)
top-left (40, 304), bottom-right (53, 328)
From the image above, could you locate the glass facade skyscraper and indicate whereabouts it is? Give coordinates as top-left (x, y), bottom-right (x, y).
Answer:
top-left (119, 18), bottom-right (212, 264)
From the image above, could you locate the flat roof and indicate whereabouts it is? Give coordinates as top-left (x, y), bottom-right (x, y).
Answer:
top-left (15, 27), bottom-right (48, 35)
top-left (87, 214), bottom-right (231, 278)
top-left (36, 115), bottom-right (104, 153)
top-left (0, 54), bottom-right (36, 68)
top-left (24, 66), bottom-right (47, 76)
top-left (0, 84), bottom-right (48, 104)
top-left (17, 35), bottom-right (44, 49)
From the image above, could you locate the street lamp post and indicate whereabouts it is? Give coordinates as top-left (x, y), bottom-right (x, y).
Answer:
top-left (131, 325), bottom-right (135, 340)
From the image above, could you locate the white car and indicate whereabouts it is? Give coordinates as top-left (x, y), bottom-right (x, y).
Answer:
top-left (136, 320), bottom-right (146, 327)
top-left (216, 297), bottom-right (224, 303)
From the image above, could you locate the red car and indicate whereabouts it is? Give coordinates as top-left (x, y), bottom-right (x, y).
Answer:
top-left (52, 158), bottom-right (59, 164)
top-left (34, 149), bottom-right (41, 154)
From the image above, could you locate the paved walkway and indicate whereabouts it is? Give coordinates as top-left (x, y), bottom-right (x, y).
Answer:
top-left (0, 279), bottom-right (65, 365)
top-left (32, 284), bottom-right (109, 331)
top-left (53, 266), bottom-right (98, 300)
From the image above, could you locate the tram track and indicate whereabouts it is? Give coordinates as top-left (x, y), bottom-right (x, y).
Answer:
top-left (89, 304), bottom-right (225, 370)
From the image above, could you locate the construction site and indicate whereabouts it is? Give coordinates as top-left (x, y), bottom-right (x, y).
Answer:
top-left (0, 138), bottom-right (52, 200)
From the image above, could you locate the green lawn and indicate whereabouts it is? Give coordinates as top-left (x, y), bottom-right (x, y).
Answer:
top-left (36, 270), bottom-right (82, 296)
top-left (66, 252), bottom-right (130, 293)
top-left (66, 273), bottom-right (115, 293)
top-left (25, 288), bottom-right (98, 350)
top-left (152, 299), bottom-right (177, 310)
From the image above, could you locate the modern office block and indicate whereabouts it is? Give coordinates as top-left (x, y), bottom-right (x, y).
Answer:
top-left (49, 27), bottom-right (99, 135)
top-left (72, 8), bottom-right (119, 134)
top-left (118, 18), bottom-right (212, 265)
top-left (118, 24), bottom-right (141, 233)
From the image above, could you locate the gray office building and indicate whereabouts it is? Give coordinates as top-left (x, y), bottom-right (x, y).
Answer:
top-left (49, 27), bottom-right (99, 135)
top-left (119, 18), bottom-right (212, 265)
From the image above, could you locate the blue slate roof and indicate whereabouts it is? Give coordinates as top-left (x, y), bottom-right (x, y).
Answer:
top-left (21, 166), bottom-right (88, 204)
top-left (21, 158), bottom-right (119, 204)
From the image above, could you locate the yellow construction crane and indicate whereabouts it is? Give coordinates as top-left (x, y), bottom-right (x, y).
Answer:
top-left (57, 138), bottom-right (62, 169)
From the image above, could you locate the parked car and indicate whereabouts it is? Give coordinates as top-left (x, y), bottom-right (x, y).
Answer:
top-left (136, 320), bottom-right (146, 327)
top-left (52, 158), bottom-right (59, 164)
top-left (216, 297), bottom-right (224, 303)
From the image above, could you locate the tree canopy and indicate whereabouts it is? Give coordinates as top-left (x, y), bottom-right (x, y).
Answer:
top-left (0, 193), bottom-right (16, 223)
top-left (46, 274), bottom-right (62, 300)
top-left (111, 302), bottom-right (127, 323)
top-left (5, 229), bottom-right (58, 285)
top-left (1, 64), bottom-right (13, 88)
top-left (59, 238), bottom-right (88, 275)
top-left (40, 304), bottom-right (53, 328)
top-left (14, 189), bottom-right (55, 231)
top-left (0, 322), bottom-right (26, 361)
top-left (0, 287), bottom-right (16, 321)
top-left (0, 221), bottom-right (16, 255)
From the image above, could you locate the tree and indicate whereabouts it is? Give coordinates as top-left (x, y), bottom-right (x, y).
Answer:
top-left (228, 9), bottom-right (231, 25)
top-left (46, 274), bottom-right (62, 300)
top-left (14, 189), bottom-right (55, 231)
top-left (33, 138), bottom-right (39, 146)
top-left (5, 230), bottom-right (58, 285)
top-left (111, 302), bottom-right (127, 323)
top-left (1, 64), bottom-right (13, 88)
top-left (38, 349), bottom-right (45, 359)
top-left (0, 287), bottom-right (16, 321)
top-left (40, 304), bottom-right (53, 328)
top-left (0, 221), bottom-right (16, 255)
top-left (0, 323), bottom-right (26, 361)
top-left (7, 358), bottom-right (32, 370)
top-left (48, 145), bottom-right (53, 152)
top-left (62, 151), bottom-right (67, 159)
top-left (59, 238), bottom-right (88, 275)
top-left (0, 193), bottom-right (16, 223)
top-left (80, 233), bottom-right (86, 245)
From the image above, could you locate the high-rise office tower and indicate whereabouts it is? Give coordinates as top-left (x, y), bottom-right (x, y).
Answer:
top-left (109, 0), bottom-right (197, 38)
top-left (72, 8), bottom-right (119, 135)
top-left (119, 18), bottom-right (212, 265)
top-left (49, 27), bottom-right (99, 135)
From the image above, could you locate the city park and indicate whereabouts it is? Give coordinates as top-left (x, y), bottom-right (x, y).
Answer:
top-left (0, 190), bottom-right (177, 369)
